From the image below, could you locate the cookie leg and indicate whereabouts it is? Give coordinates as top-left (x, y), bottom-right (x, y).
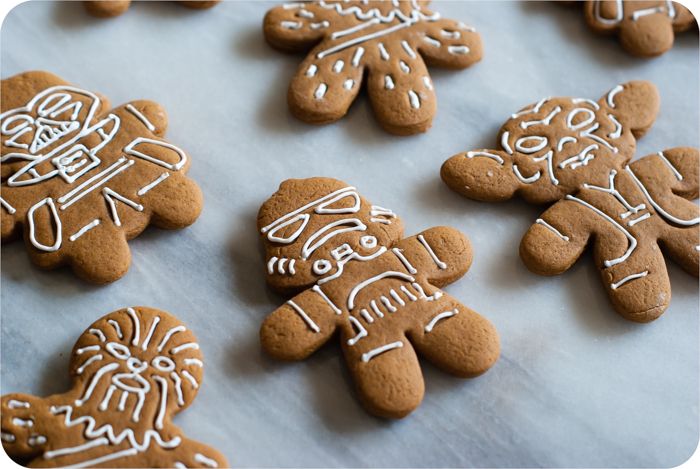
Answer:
top-left (344, 335), bottom-right (424, 419)
top-left (1, 394), bottom-right (49, 462)
top-left (84, 0), bottom-right (131, 17)
top-left (600, 245), bottom-right (671, 322)
top-left (287, 48), bottom-right (365, 125)
top-left (366, 49), bottom-right (436, 135)
top-left (659, 226), bottom-right (700, 277)
top-left (409, 294), bottom-right (499, 378)
top-left (619, 16), bottom-right (674, 58)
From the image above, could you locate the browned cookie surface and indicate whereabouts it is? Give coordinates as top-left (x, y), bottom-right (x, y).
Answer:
top-left (0, 306), bottom-right (228, 468)
top-left (258, 177), bottom-right (499, 418)
top-left (1, 71), bottom-right (203, 283)
top-left (441, 81), bottom-right (699, 322)
top-left (84, 0), bottom-right (220, 17)
top-left (264, 1), bottom-right (482, 135)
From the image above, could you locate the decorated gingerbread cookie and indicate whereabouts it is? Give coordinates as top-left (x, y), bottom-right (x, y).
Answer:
top-left (84, 1), bottom-right (219, 18)
top-left (441, 81), bottom-right (699, 322)
top-left (263, 1), bottom-right (482, 135)
top-left (258, 177), bottom-right (500, 418)
top-left (1, 306), bottom-right (228, 468)
top-left (579, 1), bottom-right (696, 57)
top-left (1, 71), bottom-right (203, 283)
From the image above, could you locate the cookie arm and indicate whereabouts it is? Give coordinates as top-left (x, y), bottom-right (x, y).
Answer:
top-left (391, 226), bottom-right (472, 288)
top-left (113, 100), bottom-right (169, 137)
top-left (409, 291), bottom-right (499, 377)
top-left (417, 19), bottom-right (483, 68)
top-left (1, 394), bottom-right (51, 461)
top-left (260, 288), bottom-right (340, 361)
top-left (441, 149), bottom-right (521, 202)
top-left (520, 199), bottom-right (592, 275)
top-left (263, 3), bottom-right (336, 52)
top-left (153, 438), bottom-right (229, 468)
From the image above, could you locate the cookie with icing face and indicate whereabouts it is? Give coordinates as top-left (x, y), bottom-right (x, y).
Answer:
top-left (441, 81), bottom-right (699, 322)
top-left (263, 0), bottom-right (482, 135)
top-left (258, 177), bottom-right (500, 418)
top-left (1, 71), bottom-right (203, 283)
top-left (1, 306), bottom-right (228, 468)
top-left (84, 1), bottom-right (219, 18)
top-left (581, 1), bottom-right (696, 57)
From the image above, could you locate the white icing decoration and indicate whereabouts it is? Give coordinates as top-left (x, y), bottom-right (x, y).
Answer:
top-left (306, 64), bottom-right (317, 77)
top-left (0, 197), bottom-right (16, 214)
top-left (170, 342), bottom-right (199, 354)
top-left (137, 172), bottom-right (170, 196)
top-left (126, 307), bottom-right (140, 346)
top-left (288, 300), bottom-right (320, 333)
top-left (408, 90), bottom-right (420, 109)
top-left (500, 131), bottom-right (513, 155)
top-left (194, 453), bottom-right (218, 468)
top-left (76, 354), bottom-right (103, 375)
top-left (417, 234), bottom-right (447, 269)
top-left (347, 271), bottom-right (415, 310)
top-left (125, 104), bottom-right (156, 132)
top-left (657, 151), bottom-right (683, 181)
top-left (141, 316), bottom-right (160, 350)
top-left (378, 42), bottom-right (390, 60)
top-left (361, 341), bottom-right (403, 362)
top-left (347, 316), bottom-right (367, 346)
top-left (123, 137), bottom-right (187, 171)
top-left (626, 165), bottom-right (700, 226)
top-left (157, 326), bottom-right (186, 352)
top-left (27, 197), bottom-right (62, 252)
top-left (351, 47), bottom-right (365, 67)
top-left (7, 399), bottom-right (30, 409)
top-left (425, 309), bottom-right (458, 333)
top-left (422, 76), bottom-right (433, 91)
top-left (515, 136), bottom-right (548, 154)
top-left (607, 84), bottom-right (623, 108)
top-left (384, 75), bottom-right (395, 90)
top-left (333, 60), bottom-right (345, 73)
top-left (69, 219), bottom-right (100, 242)
top-left (401, 40), bottom-right (417, 58)
top-left (447, 45), bottom-right (469, 55)
top-left (465, 151), bottom-right (504, 165)
top-left (536, 218), bottom-right (569, 241)
top-left (611, 271), bottom-right (648, 290)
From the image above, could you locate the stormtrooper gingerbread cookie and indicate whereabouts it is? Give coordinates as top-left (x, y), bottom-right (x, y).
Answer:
top-left (441, 81), bottom-right (699, 322)
top-left (0, 306), bottom-right (228, 468)
top-left (263, 0), bottom-right (482, 135)
top-left (579, 1), bottom-right (696, 57)
top-left (1, 71), bottom-right (203, 283)
top-left (84, 1), bottom-right (219, 18)
top-left (258, 177), bottom-right (500, 418)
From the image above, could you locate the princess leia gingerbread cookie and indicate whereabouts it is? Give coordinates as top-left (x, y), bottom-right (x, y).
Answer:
top-left (1, 71), bottom-right (203, 283)
top-left (441, 81), bottom-right (699, 322)
top-left (264, 1), bottom-right (482, 135)
top-left (580, 1), bottom-right (695, 57)
top-left (84, 1), bottom-right (219, 18)
top-left (0, 306), bottom-right (228, 468)
top-left (258, 177), bottom-right (500, 418)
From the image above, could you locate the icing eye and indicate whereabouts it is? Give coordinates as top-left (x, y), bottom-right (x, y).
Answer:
top-left (313, 259), bottom-right (332, 275)
top-left (315, 191), bottom-right (360, 214)
top-left (126, 357), bottom-right (148, 373)
top-left (266, 213), bottom-right (309, 244)
top-left (567, 108), bottom-right (595, 130)
top-left (106, 342), bottom-right (131, 360)
top-left (1, 114), bottom-right (33, 135)
top-left (152, 356), bottom-right (176, 372)
top-left (360, 235), bottom-right (377, 249)
top-left (515, 136), bottom-right (548, 154)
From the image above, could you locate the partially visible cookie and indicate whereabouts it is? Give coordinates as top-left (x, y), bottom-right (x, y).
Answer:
top-left (263, 1), bottom-right (482, 135)
top-left (1, 71), bottom-right (203, 283)
top-left (84, 0), bottom-right (220, 18)
top-left (441, 81), bottom-right (699, 322)
top-left (581, 1), bottom-right (696, 57)
top-left (258, 177), bottom-right (499, 418)
top-left (1, 306), bottom-right (228, 468)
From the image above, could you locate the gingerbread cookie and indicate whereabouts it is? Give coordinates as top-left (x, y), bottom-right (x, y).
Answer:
top-left (263, 1), bottom-right (482, 135)
top-left (1, 306), bottom-right (228, 468)
top-left (441, 81), bottom-right (699, 322)
top-left (580, 1), bottom-right (696, 57)
top-left (258, 177), bottom-right (500, 418)
top-left (1, 71), bottom-right (203, 283)
top-left (84, 1), bottom-right (219, 18)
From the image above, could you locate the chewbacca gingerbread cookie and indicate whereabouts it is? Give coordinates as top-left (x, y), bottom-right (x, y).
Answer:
top-left (581, 1), bottom-right (696, 57)
top-left (258, 177), bottom-right (500, 418)
top-left (0, 306), bottom-right (228, 468)
top-left (263, 1), bottom-right (482, 135)
top-left (1, 71), bottom-right (203, 283)
top-left (441, 81), bottom-right (699, 322)
top-left (84, 1), bottom-right (219, 18)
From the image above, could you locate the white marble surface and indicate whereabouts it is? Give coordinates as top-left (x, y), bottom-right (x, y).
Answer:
top-left (1, 1), bottom-right (698, 467)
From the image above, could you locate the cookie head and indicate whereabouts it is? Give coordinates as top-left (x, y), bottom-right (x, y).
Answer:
top-left (441, 81), bottom-right (659, 204)
top-left (70, 307), bottom-right (202, 420)
top-left (1, 85), bottom-right (116, 187)
top-left (258, 177), bottom-right (404, 292)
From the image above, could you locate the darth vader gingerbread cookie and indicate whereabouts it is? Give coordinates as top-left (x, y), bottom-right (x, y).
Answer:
top-left (0, 306), bottom-right (228, 468)
top-left (264, 0), bottom-right (482, 135)
top-left (442, 81), bottom-right (699, 322)
top-left (258, 177), bottom-right (500, 418)
top-left (1, 71), bottom-right (203, 283)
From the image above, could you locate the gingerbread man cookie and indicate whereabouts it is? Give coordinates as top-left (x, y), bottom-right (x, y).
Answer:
top-left (263, 1), bottom-right (482, 135)
top-left (258, 178), bottom-right (500, 418)
top-left (1, 306), bottom-right (228, 468)
top-left (1, 71), bottom-right (203, 283)
top-left (441, 81), bottom-right (699, 322)
top-left (84, 1), bottom-right (219, 18)
top-left (581, 1), bottom-right (696, 57)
